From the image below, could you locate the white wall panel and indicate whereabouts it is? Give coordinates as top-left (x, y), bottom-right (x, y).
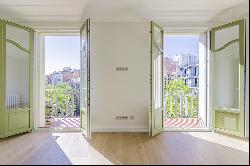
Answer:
top-left (90, 22), bottom-right (151, 131)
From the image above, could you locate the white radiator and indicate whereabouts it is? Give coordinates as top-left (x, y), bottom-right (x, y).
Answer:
top-left (7, 95), bottom-right (20, 110)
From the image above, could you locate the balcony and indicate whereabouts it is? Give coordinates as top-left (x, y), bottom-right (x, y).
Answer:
top-left (164, 91), bottom-right (205, 129)
top-left (44, 87), bottom-right (80, 128)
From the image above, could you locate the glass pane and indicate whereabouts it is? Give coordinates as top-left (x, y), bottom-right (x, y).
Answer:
top-left (153, 48), bottom-right (163, 109)
top-left (81, 25), bottom-right (87, 50)
top-left (6, 42), bottom-right (29, 110)
top-left (214, 25), bottom-right (239, 50)
top-left (214, 42), bottom-right (239, 109)
top-left (80, 28), bottom-right (88, 111)
top-left (153, 26), bottom-right (163, 50)
top-left (6, 25), bottom-right (30, 50)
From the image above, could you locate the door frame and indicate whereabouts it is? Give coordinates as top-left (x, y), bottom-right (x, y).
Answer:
top-left (33, 31), bottom-right (82, 131)
top-left (163, 31), bottom-right (212, 132)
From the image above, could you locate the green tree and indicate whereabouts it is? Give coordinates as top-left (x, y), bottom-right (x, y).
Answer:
top-left (45, 83), bottom-right (76, 117)
top-left (165, 78), bottom-right (191, 95)
top-left (165, 78), bottom-right (198, 118)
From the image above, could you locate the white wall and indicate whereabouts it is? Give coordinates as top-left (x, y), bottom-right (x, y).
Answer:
top-left (90, 22), bottom-right (151, 132)
top-left (34, 32), bottom-right (45, 128)
top-left (199, 32), bottom-right (207, 127)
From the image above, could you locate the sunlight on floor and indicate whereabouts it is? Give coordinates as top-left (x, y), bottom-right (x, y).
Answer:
top-left (51, 132), bottom-right (114, 165)
top-left (182, 132), bottom-right (249, 153)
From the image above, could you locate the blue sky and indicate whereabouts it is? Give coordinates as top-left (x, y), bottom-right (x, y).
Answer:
top-left (45, 35), bottom-right (199, 75)
top-left (164, 35), bottom-right (199, 57)
top-left (45, 36), bottom-right (80, 75)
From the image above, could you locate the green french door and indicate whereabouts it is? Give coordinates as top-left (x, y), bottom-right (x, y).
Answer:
top-left (80, 19), bottom-right (91, 138)
top-left (210, 19), bottom-right (246, 137)
top-left (0, 20), bottom-right (34, 139)
top-left (149, 22), bottom-right (164, 136)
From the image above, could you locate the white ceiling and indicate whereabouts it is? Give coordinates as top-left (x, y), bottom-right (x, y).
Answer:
top-left (0, 0), bottom-right (249, 30)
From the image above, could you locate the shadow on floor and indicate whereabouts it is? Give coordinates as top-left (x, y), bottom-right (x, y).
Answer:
top-left (0, 132), bottom-right (72, 165)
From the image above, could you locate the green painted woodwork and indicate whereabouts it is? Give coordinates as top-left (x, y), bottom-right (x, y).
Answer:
top-left (215, 107), bottom-right (241, 114)
top-left (3, 19), bottom-right (33, 32)
top-left (0, 21), bottom-right (4, 137)
top-left (149, 21), bottom-right (164, 136)
top-left (6, 39), bottom-right (30, 53)
top-left (211, 19), bottom-right (246, 138)
top-left (213, 39), bottom-right (240, 53)
top-left (29, 26), bottom-right (34, 132)
top-left (8, 108), bottom-right (30, 131)
top-left (0, 19), bottom-right (34, 139)
top-left (80, 19), bottom-right (91, 139)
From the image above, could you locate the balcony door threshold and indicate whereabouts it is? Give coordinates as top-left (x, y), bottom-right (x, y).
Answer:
top-left (36, 127), bottom-right (81, 132)
top-left (164, 128), bottom-right (211, 132)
